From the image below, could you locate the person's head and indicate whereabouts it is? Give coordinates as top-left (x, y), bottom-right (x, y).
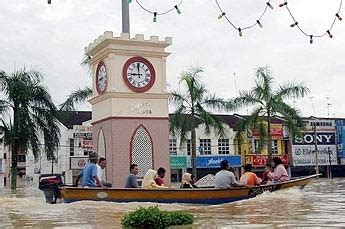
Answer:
top-left (272, 157), bottom-right (283, 167)
top-left (157, 167), bottom-right (166, 178)
top-left (129, 164), bottom-right (139, 175)
top-left (98, 157), bottom-right (107, 169)
top-left (244, 164), bottom-right (253, 172)
top-left (89, 152), bottom-right (98, 164)
top-left (220, 160), bottom-right (229, 170)
top-left (182, 173), bottom-right (192, 183)
top-left (265, 163), bottom-right (272, 170)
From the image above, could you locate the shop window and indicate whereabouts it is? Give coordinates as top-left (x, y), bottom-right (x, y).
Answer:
top-left (17, 155), bottom-right (26, 162)
top-left (271, 140), bottom-right (278, 154)
top-left (187, 139), bottom-right (191, 155)
top-left (218, 139), bottom-right (230, 154)
top-left (69, 139), bottom-right (74, 156)
top-left (169, 139), bottom-right (177, 155)
top-left (199, 139), bottom-right (211, 155)
top-left (254, 139), bottom-right (260, 154)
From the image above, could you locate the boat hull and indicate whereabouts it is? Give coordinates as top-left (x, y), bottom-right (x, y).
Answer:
top-left (60, 174), bottom-right (318, 205)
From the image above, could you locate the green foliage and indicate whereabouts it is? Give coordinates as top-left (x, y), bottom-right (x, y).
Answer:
top-left (121, 206), bottom-right (194, 228)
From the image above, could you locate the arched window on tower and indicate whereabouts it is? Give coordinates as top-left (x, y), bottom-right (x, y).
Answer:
top-left (130, 125), bottom-right (153, 178)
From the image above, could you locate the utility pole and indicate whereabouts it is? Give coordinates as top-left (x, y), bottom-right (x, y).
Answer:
top-left (326, 97), bottom-right (331, 118)
top-left (122, 0), bottom-right (130, 34)
top-left (313, 120), bottom-right (319, 175)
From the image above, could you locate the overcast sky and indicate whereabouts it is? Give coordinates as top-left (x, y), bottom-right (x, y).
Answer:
top-left (1, 0), bottom-right (344, 117)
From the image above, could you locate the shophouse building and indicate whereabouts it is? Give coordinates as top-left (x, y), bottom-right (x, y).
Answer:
top-left (291, 117), bottom-right (338, 176)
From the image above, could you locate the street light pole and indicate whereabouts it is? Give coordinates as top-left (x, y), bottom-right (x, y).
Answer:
top-left (122, 0), bottom-right (130, 34)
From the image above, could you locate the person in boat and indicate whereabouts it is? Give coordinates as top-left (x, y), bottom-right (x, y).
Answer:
top-left (239, 164), bottom-right (262, 187)
top-left (180, 173), bottom-right (198, 188)
top-left (155, 167), bottom-right (166, 187)
top-left (267, 157), bottom-right (290, 182)
top-left (74, 152), bottom-right (104, 188)
top-left (97, 157), bottom-right (112, 188)
top-left (125, 164), bottom-right (139, 188)
top-left (261, 163), bottom-right (273, 184)
top-left (215, 160), bottom-right (244, 189)
top-left (142, 169), bottom-right (167, 189)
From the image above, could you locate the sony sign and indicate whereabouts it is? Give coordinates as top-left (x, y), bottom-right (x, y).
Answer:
top-left (293, 132), bottom-right (335, 145)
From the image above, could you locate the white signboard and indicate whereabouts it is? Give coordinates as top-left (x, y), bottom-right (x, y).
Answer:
top-left (292, 145), bottom-right (338, 166)
top-left (70, 157), bottom-right (88, 170)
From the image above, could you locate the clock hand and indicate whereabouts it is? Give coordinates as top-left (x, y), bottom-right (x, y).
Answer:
top-left (130, 73), bottom-right (142, 76)
top-left (137, 63), bottom-right (140, 78)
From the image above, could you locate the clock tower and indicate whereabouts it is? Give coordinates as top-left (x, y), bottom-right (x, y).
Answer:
top-left (86, 32), bottom-right (172, 187)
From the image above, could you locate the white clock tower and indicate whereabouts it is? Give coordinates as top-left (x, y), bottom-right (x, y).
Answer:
top-left (86, 32), bottom-right (172, 187)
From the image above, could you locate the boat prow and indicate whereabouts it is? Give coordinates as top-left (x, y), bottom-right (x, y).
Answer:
top-left (59, 174), bottom-right (319, 205)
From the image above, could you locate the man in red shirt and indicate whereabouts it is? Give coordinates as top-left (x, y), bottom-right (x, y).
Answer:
top-left (155, 167), bottom-right (166, 186)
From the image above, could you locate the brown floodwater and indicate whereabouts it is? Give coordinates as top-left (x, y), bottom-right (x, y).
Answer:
top-left (1, 178), bottom-right (345, 228)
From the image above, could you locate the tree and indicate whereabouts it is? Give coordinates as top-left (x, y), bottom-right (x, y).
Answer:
top-left (0, 68), bottom-right (61, 190)
top-left (169, 66), bottom-right (229, 178)
top-left (233, 67), bottom-right (309, 160)
top-left (59, 55), bottom-right (92, 111)
top-left (59, 86), bottom-right (92, 111)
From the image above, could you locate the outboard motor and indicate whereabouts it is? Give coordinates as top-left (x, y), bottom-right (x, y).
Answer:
top-left (39, 174), bottom-right (63, 204)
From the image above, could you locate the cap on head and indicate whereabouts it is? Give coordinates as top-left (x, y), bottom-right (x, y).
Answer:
top-left (89, 152), bottom-right (98, 159)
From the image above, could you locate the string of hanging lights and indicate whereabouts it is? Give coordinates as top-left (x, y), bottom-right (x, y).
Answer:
top-left (279, 0), bottom-right (343, 44)
top-left (129, 0), bottom-right (183, 22)
top-left (215, 0), bottom-right (274, 37)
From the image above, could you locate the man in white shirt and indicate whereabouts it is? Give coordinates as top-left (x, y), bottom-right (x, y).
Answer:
top-left (97, 157), bottom-right (112, 188)
top-left (215, 160), bottom-right (243, 189)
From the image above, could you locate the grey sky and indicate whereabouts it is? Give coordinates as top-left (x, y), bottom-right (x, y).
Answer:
top-left (1, 0), bottom-right (344, 117)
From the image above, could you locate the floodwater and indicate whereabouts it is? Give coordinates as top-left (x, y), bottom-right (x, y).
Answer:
top-left (1, 178), bottom-right (345, 228)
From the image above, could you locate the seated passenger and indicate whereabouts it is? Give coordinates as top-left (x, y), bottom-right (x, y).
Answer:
top-left (180, 173), bottom-right (198, 188)
top-left (215, 160), bottom-right (244, 189)
top-left (125, 164), bottom-right (139, 188)
top-left (155, 167), bottom-right (166, 187)
top-left (267, 157), bottom-right (290, 182)
top-left (142, 169), bottom-right (166, 189)
top-left (240, 164), bottom-right (262, 187)
top-left (261, 163), bottom-right (272, 184)
top-left (75, 152), bottom-right (103, 188)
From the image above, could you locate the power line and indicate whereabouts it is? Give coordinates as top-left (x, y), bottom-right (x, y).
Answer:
top-left (280, 0), bottom-right (343, 43)
top-left (215, 0), bottom-right (274, 36)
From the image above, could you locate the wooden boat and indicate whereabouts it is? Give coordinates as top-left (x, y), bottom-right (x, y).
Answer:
top-left (59, 174), bottom-right (319, 205)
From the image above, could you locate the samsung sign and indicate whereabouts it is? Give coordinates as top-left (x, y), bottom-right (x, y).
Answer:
top-left (293, 132), bottom-right (335, 145)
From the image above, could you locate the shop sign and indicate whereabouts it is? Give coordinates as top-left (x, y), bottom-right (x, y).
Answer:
top-left (73, 125), bottom-right (92, 133)
top-left (292, 145), bottom-right (338, 166)
top-left (73, 132), bottom-right (92, 139)
top-left (195, 155), bottom-right (241, 168)
top-left (341, 158), bottom-right (345, 165)
top-left (246, 154), bottom-right (288, 167)
top-left (70, 157), bottom-right (88, 170)
top-left (252, 124), bottom-right (283, 137)
top-left (80, 139), bottom-right (93, 150)
top-left (293, 132), bottom-right (335, 145)
top-left (170, 156), bottom-right (187, 168)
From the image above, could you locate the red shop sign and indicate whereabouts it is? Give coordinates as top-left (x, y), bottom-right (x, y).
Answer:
top-left (251, 154), bottom-right (288, 166)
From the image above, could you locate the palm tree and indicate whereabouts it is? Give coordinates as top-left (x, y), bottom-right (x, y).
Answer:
top-left (60, 55), bottom-right (92, 111)
top-left (169, 66), bottom-right (229, 178)
top-left (59, 86), bottom-right (92, 111)
top-left (233, 67), bottom-right (309, 160)
top-left (0, 68), bottom-right (61, 190)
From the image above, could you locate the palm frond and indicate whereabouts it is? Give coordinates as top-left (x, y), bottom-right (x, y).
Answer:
top-left (275, 81), bottom-right (310, 100)
top-left (59, 86), bottom-right (92, 111)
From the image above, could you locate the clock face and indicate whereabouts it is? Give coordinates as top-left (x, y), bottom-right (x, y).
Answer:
top-left (96, 61), bottom-right (107, 94)
top-left (123, 56), bottom-right (156, 93)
